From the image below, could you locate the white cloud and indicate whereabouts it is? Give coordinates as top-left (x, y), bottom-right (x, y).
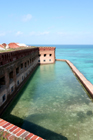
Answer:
top-left (23, 14), bottom-right (32, 22)
top-left (0, 32), bottom-right (6, 37)
top-left (16, 31), bottom-right (23, 36)
top-left (30, 31), bottom-right (50, 36)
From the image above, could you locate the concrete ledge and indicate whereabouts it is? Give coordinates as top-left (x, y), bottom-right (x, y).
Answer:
top-left (56, 59), bottom-right (93, 98)
top-left (0, 118), bottom-right (44, 140)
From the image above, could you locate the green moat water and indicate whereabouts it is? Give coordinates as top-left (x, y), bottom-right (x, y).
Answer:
top-left (2, 61), bottom-right (93, 140)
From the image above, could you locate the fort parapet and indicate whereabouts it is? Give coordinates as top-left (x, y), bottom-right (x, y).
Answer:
top-left (0, 47), bottom-right (56, 114)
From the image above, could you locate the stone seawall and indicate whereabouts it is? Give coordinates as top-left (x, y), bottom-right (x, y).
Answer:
top-left (56, 59), bottom-right (93, 98)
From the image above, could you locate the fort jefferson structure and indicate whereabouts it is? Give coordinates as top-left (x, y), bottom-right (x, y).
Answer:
top-left (0, 47), bottom-right (56, 114)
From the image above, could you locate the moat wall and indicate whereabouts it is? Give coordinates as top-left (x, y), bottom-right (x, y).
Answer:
top-left (56, 59), bottom-right (93, 98)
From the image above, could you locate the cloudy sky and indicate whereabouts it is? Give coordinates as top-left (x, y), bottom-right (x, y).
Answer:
top-left (0, 0), bottom-right (93, 44)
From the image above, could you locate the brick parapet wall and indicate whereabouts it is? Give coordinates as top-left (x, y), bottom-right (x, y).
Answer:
top-left (0, 118), bottom-right (45, 140)
top-left (39, 47), bottom-right (55, 51)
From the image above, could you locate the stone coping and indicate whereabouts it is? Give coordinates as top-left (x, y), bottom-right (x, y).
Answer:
top-left (0, 118), bottom-right (45, 140)
top-left (56, 59), bottom-right (93, 98)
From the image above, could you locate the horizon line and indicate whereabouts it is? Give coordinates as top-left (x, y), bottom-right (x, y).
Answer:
top-left (28, 44), bottom-right (93, 45)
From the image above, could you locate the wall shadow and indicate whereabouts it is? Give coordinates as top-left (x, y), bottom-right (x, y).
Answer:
top-left (6, 113), bottom-right (68, 140)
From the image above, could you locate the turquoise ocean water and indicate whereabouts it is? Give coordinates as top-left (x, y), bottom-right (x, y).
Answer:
top-left (35, 45), bottom-right (93, 84)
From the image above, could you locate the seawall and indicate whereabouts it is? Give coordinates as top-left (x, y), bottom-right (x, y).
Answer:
top-left (56, 59), bottom-right (93, 98)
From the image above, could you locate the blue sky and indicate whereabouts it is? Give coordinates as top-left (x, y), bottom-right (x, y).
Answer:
top-left (0, 0), bottom-right (93, 44)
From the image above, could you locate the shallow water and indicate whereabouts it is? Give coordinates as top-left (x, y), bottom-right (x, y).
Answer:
top-left (2, 61), bottom-right (93, 140)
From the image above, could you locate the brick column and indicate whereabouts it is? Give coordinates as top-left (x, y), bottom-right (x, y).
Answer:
top-left (13, 68), bottom-right (16, 88)
top-left (5, 70), bottom-right (10, 95)
top-left (5, 71), bottom-right (9, 89)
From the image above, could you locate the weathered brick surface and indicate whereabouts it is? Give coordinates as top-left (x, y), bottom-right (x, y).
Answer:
top-left (25, 133), bottom-right (35, 139)
top-left (3, 122), bottom-right (11, 128)
top-left (16, 129), bottom-right (26, 136)
top-left (5, 124), bottom-right (14, 130)
top-left (20, 131), bottom-right (29, 138)
top-left (9, 125), bottom-right (18, 132)
top-left (0, 119), bottom-right (45, 140)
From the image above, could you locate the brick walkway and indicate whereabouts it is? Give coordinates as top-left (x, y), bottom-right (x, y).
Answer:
top-left (0, 118), bottom-right (44, 140)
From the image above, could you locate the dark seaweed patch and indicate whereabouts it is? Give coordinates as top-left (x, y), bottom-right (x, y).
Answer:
top-left (86, 110), bottom-right (93, 116)
top-left (77, 111), bottom-right (86, 122)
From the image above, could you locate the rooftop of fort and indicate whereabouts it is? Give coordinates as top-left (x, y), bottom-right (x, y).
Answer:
top-left (0, 46), bottom-right (36, 53)
top-left (0, 42), bottom-right (55, 54)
